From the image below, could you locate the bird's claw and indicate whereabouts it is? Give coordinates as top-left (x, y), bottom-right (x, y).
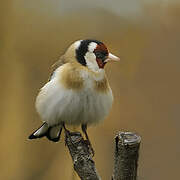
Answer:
top-left (84, 139), bottom-right (95, 157)
top-left (64, 130), bottom-right (82, 146)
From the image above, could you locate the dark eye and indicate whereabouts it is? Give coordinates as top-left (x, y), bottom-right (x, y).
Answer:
top-left (95, 51), bottom-right (105, 60)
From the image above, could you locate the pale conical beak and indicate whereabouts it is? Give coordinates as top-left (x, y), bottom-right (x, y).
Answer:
top-left (105, 53), bottom-right (120, 62)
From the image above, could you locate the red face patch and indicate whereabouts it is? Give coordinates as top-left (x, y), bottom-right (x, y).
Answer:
top-left (94, 44), bottom-right (108, 54)
top-left (94, 43), bottom-right (109, 69)
top-left (96, 59), bottom-right (107, 68)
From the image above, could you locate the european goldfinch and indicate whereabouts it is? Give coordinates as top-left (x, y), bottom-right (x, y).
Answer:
top-left (29, 39), bottom-right (120, 143)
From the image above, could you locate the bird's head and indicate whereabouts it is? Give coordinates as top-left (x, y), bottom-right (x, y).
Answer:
top-left (65, 39), bottom-right (120, 71)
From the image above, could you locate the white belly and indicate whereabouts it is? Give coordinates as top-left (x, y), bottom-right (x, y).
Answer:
top-left (35, 78), bottom-right (113, 126)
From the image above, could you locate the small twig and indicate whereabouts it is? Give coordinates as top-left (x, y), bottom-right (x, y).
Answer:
top-left (65, 130), bottom-right (101, 180)
top-left (113, 132), bottom-right (141, 180)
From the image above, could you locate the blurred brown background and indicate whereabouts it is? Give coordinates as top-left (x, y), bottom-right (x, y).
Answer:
top-left (1, 0), bottom-right (180, 179)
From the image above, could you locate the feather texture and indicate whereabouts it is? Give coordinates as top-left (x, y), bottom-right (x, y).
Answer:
top-left (35, 62), bottom-right (113, 126)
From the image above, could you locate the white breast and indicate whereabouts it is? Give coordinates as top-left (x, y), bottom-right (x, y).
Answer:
top-left (35, 66), bottom-right (113, 126)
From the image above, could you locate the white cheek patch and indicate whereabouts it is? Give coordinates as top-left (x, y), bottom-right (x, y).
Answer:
top-left (84, 52), bottom-right (99, 71)
top-left (88, 42), bottom-right (97, 52)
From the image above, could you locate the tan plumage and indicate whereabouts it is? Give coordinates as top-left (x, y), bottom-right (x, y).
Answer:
top-left (48, 42), bottom-right (78, 81)
top-left (94, 76), bottom-right (109, 93)
top-left (60, 63), bottom-right (84, 90)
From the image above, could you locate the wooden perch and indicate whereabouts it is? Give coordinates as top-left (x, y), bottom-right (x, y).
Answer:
top-left (113, 132), bottom-right (141, 180)
top-left (65, 130), bottom-right (141, 180)
top-left (65, 130), bottom-right (101, 180)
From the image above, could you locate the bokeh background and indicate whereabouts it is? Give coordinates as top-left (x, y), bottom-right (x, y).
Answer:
top-left (1, 0), bottom-right (180, 179)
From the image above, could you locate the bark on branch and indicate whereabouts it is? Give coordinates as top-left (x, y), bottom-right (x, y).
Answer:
top-left (65, 130), bottom-right (101, 180)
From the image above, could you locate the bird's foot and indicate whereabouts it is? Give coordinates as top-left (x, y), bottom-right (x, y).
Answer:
top-left (81, 124), bottom-right (95, 156)
top-left (64, 128), bottom-right (82, 146)
top-left (84, 139), bottom-right (95, 157)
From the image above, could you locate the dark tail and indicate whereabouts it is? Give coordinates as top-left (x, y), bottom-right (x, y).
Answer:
top-left (29, 122), bottom-right (62, 142)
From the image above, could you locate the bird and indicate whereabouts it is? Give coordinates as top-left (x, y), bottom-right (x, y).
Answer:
top-left (29, 39), bottom-right (120, 147)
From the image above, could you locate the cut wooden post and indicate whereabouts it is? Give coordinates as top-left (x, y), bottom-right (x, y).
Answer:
top-left (113, 132), bottom-right (141, 180)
